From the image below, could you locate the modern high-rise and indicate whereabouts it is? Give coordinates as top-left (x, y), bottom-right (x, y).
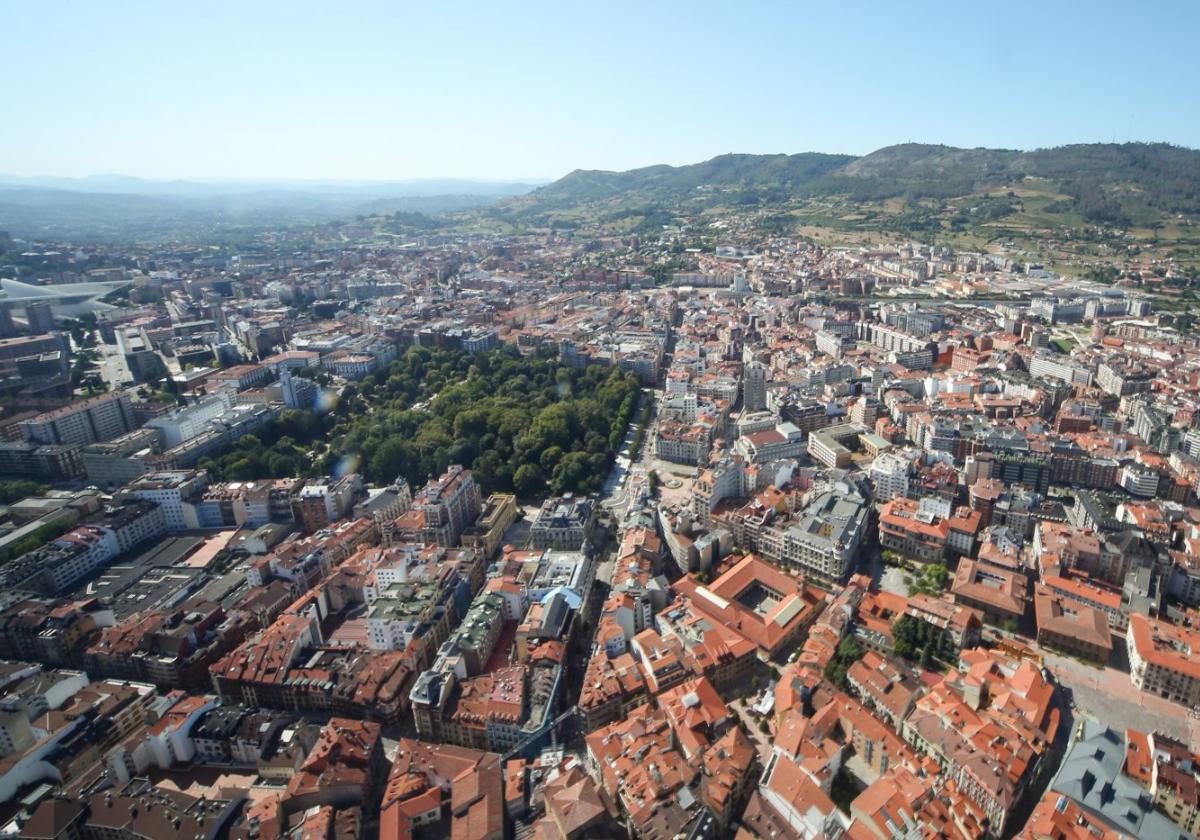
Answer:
top-left (868, 452), bottom-right (910, 501)
top-left (19, 391), bottom-right (136, 446)
top-left (742, 362), bottom-right (767, 412)
top-left (23, 302), bottom-right (55, 334)
top-left (280, 368), bottom-right (317, 409)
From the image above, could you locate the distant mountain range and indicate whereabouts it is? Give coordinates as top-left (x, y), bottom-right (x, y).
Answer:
top-left (501, 142), bottom-right (1200, 227)
top-left (3, 143), bottom-right (1198, 242)
top-left (0, 176), bottom-right (543, 241)
top-left (0, 174), bottom-right (544, 199)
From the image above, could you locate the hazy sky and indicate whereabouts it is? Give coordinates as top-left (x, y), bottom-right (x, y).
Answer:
top-left (5, 1), bottom-right (1199, 181)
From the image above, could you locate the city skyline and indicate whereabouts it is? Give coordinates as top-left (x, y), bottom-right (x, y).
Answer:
top-left (4, 0), bottom-right (1199, 181)
top-left (4, 5), bottom-right (1200, 839)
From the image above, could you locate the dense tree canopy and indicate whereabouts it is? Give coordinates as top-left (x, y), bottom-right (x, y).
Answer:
top-left (0, 521), bottom-right (71, 563)
top-left (823, 637), bottom-right (866, 689)
top-left (0, 480), bottom-right (50, 505)
top-left (201, 346), bottom-right (641, 498)
top-left (892, 615), bottom-right (956, 669)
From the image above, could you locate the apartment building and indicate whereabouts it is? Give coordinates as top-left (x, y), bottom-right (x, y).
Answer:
top-left (119, 470), bottom-right (211, 532)
top-left (869, 452), bottom-right (910, 501)
top-left (19, 390), bottom-right (136, 446)
top-left (775, 485), bottom-right (871, 581)
top-left (294, 475), bottom-right (362, 532)
top-left (1125, 729), bottom-right (1200, 836)
top-left (401, 465), bottom-right (482, 547)
top-left (0, 441), bottom-right (84, 480)
top-left (461, 493), bottom-right (519, 558)
top-left (878, 498), bottom-right (982, 564)
top-left (1127, 614), bottom-right (1200, 707)
top-left (145, 393), bottom-right (232, 447)
top-left (82, 428), bottom-right (160, 487)
top-left (1097, 361), bottom-right (1155, 397)
top-left (352, 480), bottom-right (412, 525)
top-left (1028, 353), bottom-right (1093, 387)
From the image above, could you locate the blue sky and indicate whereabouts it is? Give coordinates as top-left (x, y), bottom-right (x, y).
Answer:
top-left (4, 1), bottom-right (1198, 181)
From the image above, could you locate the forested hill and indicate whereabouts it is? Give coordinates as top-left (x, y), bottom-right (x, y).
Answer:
top-left (517, 152), bottom-right (855, 208)
top-left (504, 142), bottom-right (1200, 226)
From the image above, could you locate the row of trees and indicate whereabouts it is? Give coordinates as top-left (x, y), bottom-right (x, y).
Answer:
top-left (200, 346), bottom-right (642, 499)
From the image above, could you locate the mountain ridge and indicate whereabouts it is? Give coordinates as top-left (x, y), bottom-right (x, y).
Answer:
top-left (4, 142), bottom-right (1199, 241)
top-left (503, 142), bottom-right (1200, 227)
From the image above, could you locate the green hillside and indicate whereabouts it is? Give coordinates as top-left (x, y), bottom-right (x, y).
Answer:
top-left (499, 142), bottom-right (1200, 229)
top-left (517, 152), bottom-right (855, 209)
